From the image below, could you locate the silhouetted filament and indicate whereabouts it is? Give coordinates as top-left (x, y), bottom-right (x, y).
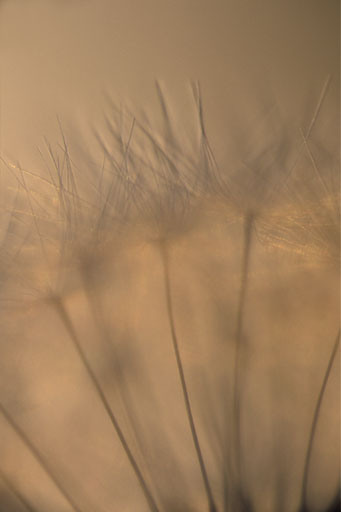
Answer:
top-left (160, 241), bottom-right (217, 512)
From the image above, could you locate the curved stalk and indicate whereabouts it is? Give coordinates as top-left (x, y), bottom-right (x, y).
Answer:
top-left (52, 297), bottom-right (160, 512)
top-left (160, 241), bottom-right (217, 512)
top-left (300, 330), bottom-right (340, 510)
top-left (0, 404), bottom-right (83, 512)
top-left (232, 212), bottom-right (254, 496)
top-left (0, 471), bottom-right (37, 512)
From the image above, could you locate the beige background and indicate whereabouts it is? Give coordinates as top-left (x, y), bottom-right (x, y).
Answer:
top-left (0, 0), bottom-right (339, 167)
top-left (0, 2), bottom-right (339, 512)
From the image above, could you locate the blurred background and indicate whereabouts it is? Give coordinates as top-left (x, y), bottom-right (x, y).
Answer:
top-left (0, 1), bottom-right (339, 512)
top-left (0, 0), bottom-right (339, 166)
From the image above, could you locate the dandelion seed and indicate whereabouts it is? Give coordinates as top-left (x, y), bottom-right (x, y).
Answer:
top-left (0, 83), bottom-right (339, 512)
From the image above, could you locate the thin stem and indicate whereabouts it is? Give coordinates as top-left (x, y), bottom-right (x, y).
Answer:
top-left (232, 212), bottom-right (254, 493)
top-left (159, 242), bottom-right (217, 512)
top-left (51, 296), bottom-right (159, 512)
top-left (0, 404), bottom-right (83, 512)
top-left (325, 490), bottom-right (340, 512)
top-left (80, 268), bottom-right (153, 488)
top-left (0, 471), bottom-right (37, 512)
top-left (300, 330), bottom-right (340, 509)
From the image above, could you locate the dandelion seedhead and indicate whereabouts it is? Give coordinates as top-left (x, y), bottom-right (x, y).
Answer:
top-left (0, 83), bottom-right (339, 512)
